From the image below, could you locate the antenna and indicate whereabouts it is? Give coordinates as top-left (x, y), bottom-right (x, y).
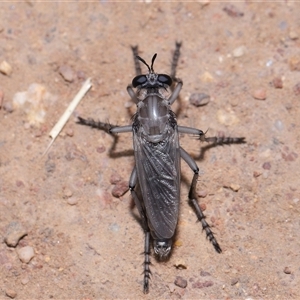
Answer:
top-left (136, 53), bottom-right (157, 73)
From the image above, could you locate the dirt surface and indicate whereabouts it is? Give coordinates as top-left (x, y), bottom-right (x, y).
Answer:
top-left (1, 2), bottom-right (300, 299)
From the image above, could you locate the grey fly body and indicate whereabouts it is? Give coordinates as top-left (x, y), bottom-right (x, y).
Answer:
top-left (78, 42), bottom-right (245, 293)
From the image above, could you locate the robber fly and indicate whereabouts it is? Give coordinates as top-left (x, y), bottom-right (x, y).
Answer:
top-left (78, 42), bottom-right (245, 293)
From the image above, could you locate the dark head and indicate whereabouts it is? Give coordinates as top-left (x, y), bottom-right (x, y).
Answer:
top-left (153, 238), bottom-right (172, 260)
top-left (132, 53), bottom-right (172, 89)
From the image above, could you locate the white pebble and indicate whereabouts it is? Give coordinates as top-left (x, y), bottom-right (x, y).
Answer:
top-left (232, 46), bottom-right (247, 57)
top-left (289, 31), bottom-right (298, 40)
top-left (67, 197), bottom-right (78, 205)
top-left (230, 184), bottom-right (240, 192)
top-left (0, 60), bottom-right (13, 75)
top-left (275, 120), bottom-right (284, 131)
top-left (17, 246), bottom-right (35, 263)
top-left (217, 109), bottom-right (239, 126)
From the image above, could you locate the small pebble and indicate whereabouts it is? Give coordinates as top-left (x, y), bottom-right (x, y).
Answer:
top-left (272, 77), bottom-right (283, 89)
top-left (217, 109), bottom-right (239, 126)
top-left (200, 203), bottom-right (206, 211)
top-left (223, 4), bottom-right (244, 17)
top-left (174, 239), bottom-right (182, 247)
top-left (262, 162), bottom-right (271, 170)
top-left (44, 255), bottom-right (51, 262)
top-left (167, 283), bottom-right (176, 293)
top-left (21, 277), bottom-right (30, 285)
top-left (253, 171), bottom-right (261, 178)
top-left (67, 197), bottom-right (78, 205)
top-left (279, 21), bottom-right (288, 30)
top-left (289, 55), bottom-right (300, 71)
top-left (3, 102), bottom-right (13, 113)
top-left (284, 266), bottom-right (291, 274)
top-left (110, 173), bottom-right (122, 184)
top-left (293, 83), bottom-right (300, 95)
top-left (111, 181), bottom-right (129, 197)
top-left (59, 65), bottom-right (75, 82)
top-left (66, 128), bottom-right (74, 137)
top-left (231, 278), bottom-right (239, 285)
top-left (17, 246), bottom-right (35, 263)
top-left (96, 145), bottom-right (106, 153)
top-left (189, 93), bottom-right (210, 107)
top-left (198, 190), bottom-right (207, 198)
top-left (124, 101), bottom-right (133, 109)
top-left (4, 221), bottom-right (28, 247)
top-left (174, 260), bottom-right (187, 269)
top-left (252, 88), bottom-right (267, 100)
top-left (230, 184), bottom-right (240, 192)
top-left (108, 223), bottom-right (120, 232)
top-left (266, 59), bottom-right (273, 67)
top-left (274, 120), bottom-right (284, 131)
top-left (5, 289), bottom-right (17, 299)
top-left (282, 152), bottom-right (298, 162)
top-left (200, 270), bottom-right (211, 276)
top-left (201, 71), bottom-right (214, 82)
top-left (16, 180), bottom-right (24, 187)
top-left (229, 96), bottom-right (239, 107)
top-left (0, 60), bottom-right (13, 75)
top-left (77, 70), bottom-right (86, 80)
top-left (192, 280), bottom-right (214, 289)
top-left (262, 171), bottom-right (269, 179)
top-left (63, 188), bottom-right (73, 198)
top-left (289, 31), bottom-right (298, 40)
top-left (232, 45), bottom-right (247, 57)
top-left (174, 276), bottom-right (187, 288)
top-left (65, 143), bottom-right (87, 161)
top-left (45, 159), bottom-right (56, 173)
top-left (96, 189), bottom-right (113, 208)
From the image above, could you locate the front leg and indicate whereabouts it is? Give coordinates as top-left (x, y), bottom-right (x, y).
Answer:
top-left (131, 45), bottom-right (142, 76)
top-left (170, 41), bottom-right (182, 82)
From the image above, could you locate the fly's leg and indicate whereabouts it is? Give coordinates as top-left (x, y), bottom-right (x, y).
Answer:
top-left (77, 117), bottom-right (113, 133)
top-left (131, 45), bottom-right (142, 76)
top-left (178, 125), bottom-right (245, 145)
top-left (129, 168), bottom-right (151, 294)
top-left (77, 117), bottom-right (133, 134)
top-left (143, 232), bottom-right (151, 294)
top-left (170, 41), bottom-right (182, 82)
top-left (180, 147), bottom-right (222, 253)
top-left (168, 78), bottom-right (183, 105)
top-left (127, 85), bottom-right (139, 104)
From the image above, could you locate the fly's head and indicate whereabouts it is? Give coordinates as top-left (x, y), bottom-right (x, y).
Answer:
top-left (132, 54), bottom-right (172, 90)
top-left (153, 239), bottom-right (172, 260)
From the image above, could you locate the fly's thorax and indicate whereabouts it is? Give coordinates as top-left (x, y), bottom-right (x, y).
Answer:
top-left (136, 94), bottom-right (171, 142)
top-left (153, 238), bottom-right (172, 259)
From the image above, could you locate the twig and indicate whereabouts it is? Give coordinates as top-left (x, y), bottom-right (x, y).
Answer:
top-left (43, 78), bottom-right (92, 156)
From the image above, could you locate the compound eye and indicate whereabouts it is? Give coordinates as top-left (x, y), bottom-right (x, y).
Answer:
top-left (158, 74), bottom-right (172, 86)
top-left (132, 75), bottom-right (147, 88)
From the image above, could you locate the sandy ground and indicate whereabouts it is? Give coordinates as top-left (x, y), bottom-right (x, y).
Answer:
top-left (0, 1), bottom-right (300, 299)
